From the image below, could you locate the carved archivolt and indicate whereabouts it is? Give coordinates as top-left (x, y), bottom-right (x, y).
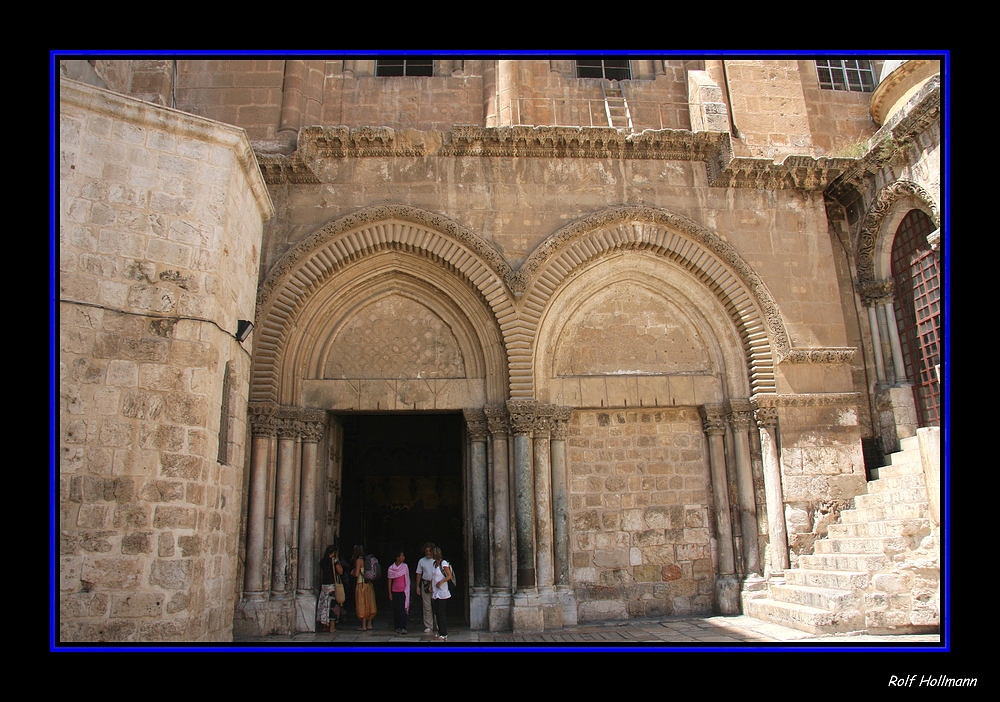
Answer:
top-left (857, 180), bottom-right (939, 284)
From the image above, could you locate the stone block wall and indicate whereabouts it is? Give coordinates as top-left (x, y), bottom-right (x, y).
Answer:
top-left (58, 79), bottom-right (271, 642)
top-left (567, 409), bottom-right (714, 620)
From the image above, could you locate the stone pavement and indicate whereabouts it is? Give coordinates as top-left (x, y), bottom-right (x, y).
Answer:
top-left (233, 614), bottom-right (942, 647)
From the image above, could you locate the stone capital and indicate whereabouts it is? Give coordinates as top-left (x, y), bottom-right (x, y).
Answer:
top-left (859, 280), bottom-right (894, 307)
top-left (699, 403), bottom-right (727, 435)
top-left (753, 404), bottom-right (779, 429)
top-left (550, 406), bottom-right (574, 441)
top-left (484, 404), bottom-right (510, 437)
top-left (506, 400), bottom-right (538, 435)
top-left (276, 407), bottom-right (304, 439)
top-left (249, 402), bottom-right (278, 437)
top-left (301, 410), bottom-right (327, 443)
top-left (463, 408), bottom-right (489, 441)
top-left (726, 399), bottom-right (754, 431)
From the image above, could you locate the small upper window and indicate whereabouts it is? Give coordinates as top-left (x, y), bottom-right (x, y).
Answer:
top-left (375, 59), bottom-right (434, 77)
top-left (577, 59), bottom-right (632, 81)
top-left (816, 59), bottom-right (876, 92)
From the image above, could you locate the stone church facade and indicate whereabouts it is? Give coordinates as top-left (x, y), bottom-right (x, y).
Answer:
top-left (57, 56), bottom-right (942, 642)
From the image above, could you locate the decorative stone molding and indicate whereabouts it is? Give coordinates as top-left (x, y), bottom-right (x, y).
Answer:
top-left (859, 280), bottom-right (895, 307)
top-left (751, 392), bottom-right (861, 408)
top-left (699, 403), bottom-right (728, 435)
top-left (780, 348), bottom-right (858, 364)
top-left (856, 180), bottom-right (939, 284)
top-left (710, 155), bottom-right (858, 191)
top-left (463, 408), bottom-right (489, 441)
top-left (276, 407), bottom-right (304, 439)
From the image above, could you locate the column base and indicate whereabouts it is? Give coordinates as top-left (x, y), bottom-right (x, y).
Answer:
top-left (295, 590), bottom-right (317, 632)
top-left (557, 585), bottom-right (578, 627)
top-left (538, 586), bottom-right (563, 629)
top-left (511, 590), bottom-right (544, 633)
top-left (469, 587), bottom-right (490, 630)
top-left (488, 589), bottom-right (512, 632)
top-left (233, 595), bottom-right (296, 637)
top-left (715, 574), bottom-right (741, 615)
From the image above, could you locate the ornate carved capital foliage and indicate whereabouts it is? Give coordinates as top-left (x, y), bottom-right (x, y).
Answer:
top-left (726, 399), bottom-right (754, 431)
top-left (483, 404), bottom-right (510, 437)
top-left (301, 410), bottom-right (327, 443)
top-left (550, 406), bottom-right (574, 441)
top-left (699, 403), bottom-right (728, 435)
top-left (463, 408), bottom-right (489, 441)
top-left (532, 405), bottom-right (556, 437)
top-left (249, 401), bottom-right (278, 436)
top-left (781, 347), bottom-right (858, 365)
top-left (859, 280), bottom-right (895, 307)
top-left (506, 400), bottom-right (538, 435)
top-left (752, 405), bottom-right (778, 429)
top-left (276, 406), bottom-right (304, 439)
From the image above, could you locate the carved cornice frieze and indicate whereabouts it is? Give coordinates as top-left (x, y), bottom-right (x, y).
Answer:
top-left (484, 404), bottom-right (510, 438)
top-left (781, 347), bottom-right (858, 365)
top-left (249, 401), bottom-right (278, 437)
top-left (825, 79), bottom-right (940, 207)
top-left (859, 280), bottom-right (895, 307)
top-left (710, 155), bottom-right (857, 191)
top-left (751, 392), bottom-right (861, 408)
top-left (699, 403), bottom-right (728, 435)
top-left (257, 153), bottom-right (321, 184)
top-left (463, 408), bottom-right (489, 442)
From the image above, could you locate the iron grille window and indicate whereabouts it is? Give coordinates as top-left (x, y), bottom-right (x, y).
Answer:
top-left (577, 59), bottom-right (632, 81)
top-left (375, 59), bottom-right (434, 77)
top-left (816, 59), bottom-right (876, 92)
top-left (891, 210), bottom-right (941, 426)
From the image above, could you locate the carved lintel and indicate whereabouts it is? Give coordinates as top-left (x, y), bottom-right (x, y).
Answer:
top-left (751, 393), bottom-right (861, 408)
top-left (781, 347), bottom-right (858, 365)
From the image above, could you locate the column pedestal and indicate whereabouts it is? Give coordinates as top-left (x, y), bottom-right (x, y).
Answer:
top-left (511, 590), bottom-right (544, 633)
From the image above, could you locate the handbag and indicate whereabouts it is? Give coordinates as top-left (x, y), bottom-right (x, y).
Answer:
top-left (334, 573), bottom-right (346, 605)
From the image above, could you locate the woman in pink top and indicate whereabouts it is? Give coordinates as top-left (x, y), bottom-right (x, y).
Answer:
top-left (387, 549), bottom-right (411, 635)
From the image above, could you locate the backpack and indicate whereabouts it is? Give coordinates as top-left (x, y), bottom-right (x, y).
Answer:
top-left (363, 554), bottom-right (381, 581)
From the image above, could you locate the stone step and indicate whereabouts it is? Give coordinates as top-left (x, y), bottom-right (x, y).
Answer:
top-left (878, 459), bottom-right (924, 478)
top-left (827, 517), bottom-right (931, 539)
top-left (889, 445), bottom-right (922, 467)
top-left (867, 472), bottom-right (926, 494)
top-left (785, 569), bottom-right (870, 590)
top-left (744, 597), bottom-right (865, 635)
top-left (855, 487), bottom-right (929, 509)
top-left (798, 552), bottom-right (892, 572)
top-left (814, 535), bottom-right (911, 555)
top-left (770, 582), bottom-right (860, 610)
top-left (840, 501), bottom-right (929, 523)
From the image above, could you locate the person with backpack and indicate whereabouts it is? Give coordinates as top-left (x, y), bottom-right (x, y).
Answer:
top-left (351, 544), bottom-right (378, 631)
top-left (430, 546), bottom-right (453, 641)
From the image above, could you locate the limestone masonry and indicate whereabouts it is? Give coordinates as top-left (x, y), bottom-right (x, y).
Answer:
top-left (57, 57), bottom-right (942, 641)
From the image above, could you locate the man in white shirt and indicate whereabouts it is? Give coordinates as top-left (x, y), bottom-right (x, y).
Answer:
top-left (414, 541), bottom-right (437, 633)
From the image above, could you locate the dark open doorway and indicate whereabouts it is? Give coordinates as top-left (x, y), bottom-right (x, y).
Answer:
top-left (337, 413), bottom-right (466, 627)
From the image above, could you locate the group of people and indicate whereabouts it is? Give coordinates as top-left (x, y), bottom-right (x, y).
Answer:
top-left (318, 541), bottom-right (453, 641)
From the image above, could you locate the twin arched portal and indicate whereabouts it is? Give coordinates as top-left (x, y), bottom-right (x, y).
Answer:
top-left (251, 204), bottom-right (786, 410)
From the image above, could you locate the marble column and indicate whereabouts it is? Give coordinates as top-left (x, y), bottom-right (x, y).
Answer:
top-left (533, 407), bottom-right (560, 628)
top-left (884, 299), bottom-right (908, 383)
top-left (550, 406), bottom-right (577, 625)
top-left (484, 404), bottom-right (512, 632)
top-left (244, 402), bottom-right (276, 602)
top-left (271, 408), bottom-right (301, 599)
top-left (754, 404), bottom-right (789, 576)
top-left (507, 400), bottom-right (543, 632)
top-left (464, 408), bottom-right (490, 630)
top-left (728, 400), bottom-right (762, 579)
top-left (295, 410), bottom-right (325, 630)
top-left (700, 404), bottom-right (739, 614)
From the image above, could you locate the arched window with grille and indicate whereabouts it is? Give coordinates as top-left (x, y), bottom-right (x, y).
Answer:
top-left (890, 209), bottom-right (941, 426)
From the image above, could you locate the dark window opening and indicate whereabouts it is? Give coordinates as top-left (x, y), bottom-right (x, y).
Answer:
top-left (816, 59), bottom-right (876, 92)
top-left (577, 59), bottom-right (632, 81)
top-left (375, 59), bottom-right (434, 77)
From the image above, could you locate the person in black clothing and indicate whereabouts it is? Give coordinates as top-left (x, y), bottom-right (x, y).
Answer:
top-left (317, 545), bottom-right (344, 632)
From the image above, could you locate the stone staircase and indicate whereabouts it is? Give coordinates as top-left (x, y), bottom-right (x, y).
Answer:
top-left (744, 432), bottom-right (940, 635)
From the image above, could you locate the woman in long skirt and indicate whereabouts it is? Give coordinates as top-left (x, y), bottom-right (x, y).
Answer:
top-left (351, 544), bottom-right (377, 631)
